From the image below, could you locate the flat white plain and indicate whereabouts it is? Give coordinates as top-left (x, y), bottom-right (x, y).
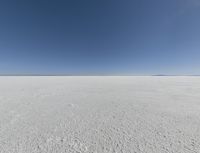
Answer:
top-left (0, 76), bottom-right (200, 153)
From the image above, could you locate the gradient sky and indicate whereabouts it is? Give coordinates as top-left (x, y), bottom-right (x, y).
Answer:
top-left (0, 0), bottom-right (200, 75)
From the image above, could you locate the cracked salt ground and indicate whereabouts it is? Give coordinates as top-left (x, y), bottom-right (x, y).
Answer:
top-left (0, 76), bottom-right (200, 153)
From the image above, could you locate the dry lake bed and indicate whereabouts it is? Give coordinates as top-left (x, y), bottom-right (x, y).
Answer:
top-left (0, 76), bottom-right (200, 153)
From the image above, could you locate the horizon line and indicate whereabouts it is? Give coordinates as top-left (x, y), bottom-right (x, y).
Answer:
top-left (0, 74), bottom-right (200, 76)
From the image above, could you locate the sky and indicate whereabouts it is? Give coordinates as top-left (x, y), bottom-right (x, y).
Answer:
top-left (0, 0), bottom-right (200, 75)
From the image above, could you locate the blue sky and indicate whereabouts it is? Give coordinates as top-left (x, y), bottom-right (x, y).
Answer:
top-left (0, 0), bottom-right (200, 75)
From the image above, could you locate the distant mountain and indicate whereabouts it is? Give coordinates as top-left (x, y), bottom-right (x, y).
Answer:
top-left (152, 74), bottom-right (200, 76)
top-left (152, 74), bottom-right (169, 76)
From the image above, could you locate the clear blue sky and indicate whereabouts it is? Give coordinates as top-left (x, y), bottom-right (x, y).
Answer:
top-left (0, 0), bottom-right (200, 75)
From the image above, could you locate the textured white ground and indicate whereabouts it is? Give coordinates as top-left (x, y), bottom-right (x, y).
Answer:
top-left (0, 76), bottom-right (200, 153)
